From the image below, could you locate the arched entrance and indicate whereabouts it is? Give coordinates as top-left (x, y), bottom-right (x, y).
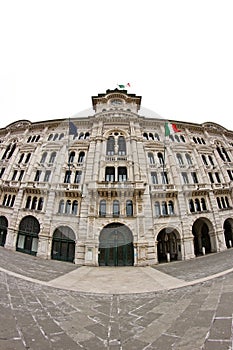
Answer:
top-left (51, 226), bottom-right (75, 263)
top-left (157, 228), bottom-right (180, 263)
top-left (192, 219), bottom-right (213, 256)
top-left (16, 216), bottom-right (40, 255)
top-left (0, 216), bottom-right (8, 247)
top-left (223, 219), bottom-right (233, 248)
top-left (99, 223), bottom-right (134, 266)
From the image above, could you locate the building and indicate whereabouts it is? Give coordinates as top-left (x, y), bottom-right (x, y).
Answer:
top-left (0, 88), bottom-right (233, 266)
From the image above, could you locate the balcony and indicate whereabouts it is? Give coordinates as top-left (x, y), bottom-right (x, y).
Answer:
top-left (97, 181), bottom-right (146, 197)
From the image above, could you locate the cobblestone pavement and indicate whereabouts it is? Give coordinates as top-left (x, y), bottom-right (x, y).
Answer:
top-left (1, 247), bottom-right (233, 349)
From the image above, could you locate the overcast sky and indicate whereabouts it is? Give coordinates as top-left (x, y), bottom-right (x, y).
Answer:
top-left (0, 0), bottom-right (232, 130)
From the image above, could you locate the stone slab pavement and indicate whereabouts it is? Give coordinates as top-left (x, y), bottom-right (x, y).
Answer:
top-left (1, 247), bottom-right (233, 349)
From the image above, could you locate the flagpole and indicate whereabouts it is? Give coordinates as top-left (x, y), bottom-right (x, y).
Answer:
top-left (163, 122), bottom-right (167, 190)
top-left (68, 118), bottom-right (71, 184)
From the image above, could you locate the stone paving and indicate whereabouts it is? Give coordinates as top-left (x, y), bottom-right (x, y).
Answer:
top-left (1, 247), bottom-right (233, 349)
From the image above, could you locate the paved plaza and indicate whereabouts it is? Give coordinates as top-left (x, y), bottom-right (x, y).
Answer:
top-left (1, 248), bottom-right (233, 349)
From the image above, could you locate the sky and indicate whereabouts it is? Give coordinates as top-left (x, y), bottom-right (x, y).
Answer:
top-left (0, 0), bottom-right (233, 130)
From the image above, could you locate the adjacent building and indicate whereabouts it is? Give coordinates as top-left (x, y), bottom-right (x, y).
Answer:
top-left (0, 88), bottom-right (233, 266)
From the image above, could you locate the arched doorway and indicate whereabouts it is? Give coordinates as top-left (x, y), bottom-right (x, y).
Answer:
top-left (51, 226), bottom-right (75, 263)
top-left (157, 228), bottom-right (180, 263)
top-left (0, 216), bottom-right (8, 247)
top-left (192, 219), bottom-right (213, 256)
top-left (223, 219), bottom-right (233, 248)
top-left (16, 216), bottom-right (40, 255)
top-left (99, 223), bottom-right (134, 266)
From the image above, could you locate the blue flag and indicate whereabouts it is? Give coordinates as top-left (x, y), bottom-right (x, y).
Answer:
top-left (69, 121), bottom-right (78, 136)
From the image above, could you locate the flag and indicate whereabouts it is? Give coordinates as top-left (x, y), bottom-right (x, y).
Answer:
top-left (118, 83), bottom-right (131, 89)
top-left (165, 122), bottom-right (181, 136)
top-left (69, 120), bottom-right (78, 136)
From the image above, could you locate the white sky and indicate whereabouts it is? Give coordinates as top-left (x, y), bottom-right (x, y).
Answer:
top-left (0, 0), bottom-right (233, 130)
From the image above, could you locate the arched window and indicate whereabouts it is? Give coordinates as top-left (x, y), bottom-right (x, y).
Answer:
top-left (118, 167), bottom-right (127, 181)
top-left (49, 152), bottom-right (56, 163)
top-left (201, 198), bottom-right (207, 211)
top-left (149, 133), bottom-right (154, 140)
top-left (154, 202), bottom-right (161, 216)
top-left (105, 167), bottom-right (115, 182)
top-left (189, 199), bottom-right (195, 212)
top-left (2, 194), bottom-right (7, 206)
top-left (68, 151), bottom-right (75, 163)
top-left (143, 133), bottom-right (149, 140)
top-left (48, 134), bottom-right (53, 141)
top-left (84, 132), bottom-right (90, 139)
top-left (99, 200), bottom-right (106, 217)
top-left (180, 135), bottom-right (186, 142)
top-left (7, 143), bottom-right (16, 159)
top-left (59, 133), bottom-right (64, 140)
top-left (65, 200), bottom-right (71, 214)
top-left (18, 153), bottom-right (24, 164)
top-left (25, 153), bottom-right (31, 163)
top-left (195, 198), bottom-right (201, 211)
top-left (31, 197), bottom-right (37, 210)
top-left (35, 135), bottom-right (40, 142)
top-left (78, 133), bottom-right (84, 140)
top-left (148, 152), bottom-right (155, 164)
top-left (176, 153), bottom-right (184, 166)
top-left (169, 135), bottom-right (174, 141)
top-left (118, 136), bottom-right (126, 155)
top-left (154, 133), bottom-right (160, 141)
top-left (126, 200), bottom-right (133, 216)
top-left (175, 135), bottom-right (180, 142)
top-left (37, 197), bottom-right (44, 211)
top-left (208, 155), bottom-right (214, 166)
top-left (113, 200), bottom-right (120, 217)
top-left (40, 152), bottom-right (47, 164)
top-left (161, 201), bottom-right (168, 215)
top-left (168, 201), bottom-right (174, 215)
top-left (107, 136), bottom-right (115, 155)
top-left (58, 200), bottom-right (65, 214)
top-left (78, 152), bottom-right (85, 163)
top-left (185, 153), bottom-right (192, 165)
top-left (53, 133), bottom-right (58, 141)
top-left (157, 152), bottom-right (164, 165)
top-left (202, 155), bottom-right (208, 165)
top-left (26, 196), bottom-right (31, 209)
top-left (217, 197), bottom-right (221, 209)
top-left (72, 200), bottom-right (78, 215)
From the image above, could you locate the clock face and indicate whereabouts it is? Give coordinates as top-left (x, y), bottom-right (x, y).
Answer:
top-left (111, 99), bottom-right (122, 105)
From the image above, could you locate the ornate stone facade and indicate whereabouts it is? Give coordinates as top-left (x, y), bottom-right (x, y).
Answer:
top-left (0, 88), bottom-right (233, 266)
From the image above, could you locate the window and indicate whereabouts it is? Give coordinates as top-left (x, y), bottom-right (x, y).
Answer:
top-left (18, 153), bottom-right (24, 164)
top-left (161, 201), bottom-right (168, 215)
top-left (191, 172), bottom-right (198, 184)
top-left (107, 136), bottom-right (115, 155)
top-left (176, 153), bottom-right (184, 166)
top-left (64, 170), bottom-right (71, 183)
top-left (40, 152), bottom-right (47, 164)
top-left (31, 197), bottom-right (37, 210)
top-left (118, 136), bottom-right (126, 155)
top-left (0, 168), bottom-right (5, 179)
top-left (208, 172), bottom-right (214, 183)
top-left (58, 200), bottom-right (65, 213)
top-left (202, 155), bottom-right (208, 166)
top-left (74, 171), bottom-right (82, 183)
top-left (215, 172), bottom-right (221, 183)
top-left (126, 200), bottom-right (133, 216)
top-left (168, 201), bottom-right (174, 215)
top-left (118, 167), bottom-right (127, 181)
top-left (68, 151), bottom-right (75, 163)
top-left (65, 200), bottom-right (71, 214)
top-left (44, 170), bottom-right (51, 182)
top-left (78, 152), bottom-right (85, 163)
top-left (185, 154), bottom-right (192, 165)
top-left (154, 202), bottom-right (161, 216)
top-left (34, 170), bottom-right (42, 182)
top-left (151, 172), bottom-right (158, 184)
top-left (25, 153), bottom-right (31, 163)
top-left (148, 152), bottom-right (155, 164)
top-left (161, 172), bottom-right (168, 184)
top-left (49, 152), bottom-right (56, 163)
top-left (99, 200), bottom-right (106, 217)
top-left (18, 170), bottom-right (24, 181)
top-left (158, 152), bottom-right (164, 165)
top-left (72, 200), bottom-right (78, 215)
top-left (105, 167), bottom-right (115, 182)
top-left (37, 197), bottom-right (44, 211)
top-left (12, 170), bottom-right (17, 181)
top-left (181, 172), bottom-right (189, 184)
top-left (113, 200), bottom-right (120, 217)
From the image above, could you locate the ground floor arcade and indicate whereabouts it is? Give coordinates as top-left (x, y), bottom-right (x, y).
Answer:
top-left (1, 215), bottom-right (233, 266)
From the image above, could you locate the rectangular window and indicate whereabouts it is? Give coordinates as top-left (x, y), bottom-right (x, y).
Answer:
top-left (0, 167), bottom-right (5, 179)
top-left (208, 172), bottom-right (214, 183)
top-left (215, 172), bottom-right (221, 183)
top-left (12, 170), bottom-right (17, 181)
top-left (161, 171), bottom-right (169, 184)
